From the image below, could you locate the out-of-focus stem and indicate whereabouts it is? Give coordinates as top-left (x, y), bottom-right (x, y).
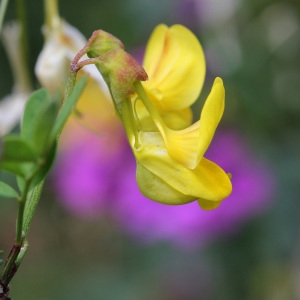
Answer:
top-left (0, 0), bottom-right (9, 34)
top-left (15, 0), bottom-right (32, 90)
top-left (44, 0), bottom-right (60, 34)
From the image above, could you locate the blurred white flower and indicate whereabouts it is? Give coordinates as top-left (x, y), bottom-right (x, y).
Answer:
top-left (35, 20), bottom-right (109, 96)
top-left (0, 22), bottom-right (31, 136)
top-left (0, 92), bottom-right (28, 136)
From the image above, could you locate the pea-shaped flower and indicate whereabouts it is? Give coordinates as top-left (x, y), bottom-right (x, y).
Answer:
top-left (87, 24), bottom-right (232, 209)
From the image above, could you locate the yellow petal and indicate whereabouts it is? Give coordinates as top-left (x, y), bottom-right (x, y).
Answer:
top-left (196, 77), bottom-right (225, 160)
top-left (143, 24), bottom-right (205, 110)
top-left (143, 24), bottom-right (168, 79)
top-left (160, 107), bottom-right (193, 130)
top-left (164, 120), bottom-right (201, 169)
top-left (198, 198), bottom-right (223, 210)
top-left (136, 162), bottom-right (196, 205)
top-left (135, 132), bottom-right (232, 202)
top-left (134, 99), bottom-right (193, 131)
top-left (162, 77), bottom-right (225, 169)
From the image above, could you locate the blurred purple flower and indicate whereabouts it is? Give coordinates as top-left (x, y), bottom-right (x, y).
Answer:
top-left (53, 129), bottom-right (275, 249)
top-left (54, 131), bottom-right (124, 217)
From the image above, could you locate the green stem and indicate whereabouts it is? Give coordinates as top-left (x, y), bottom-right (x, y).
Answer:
top-left (0, 0), bottom-right (9, 34)
top-left (15, 239), bottom-right (28, 267)
top-left (63, 70), bottom-right (77, 107)
top-left (133, 81), bottom-right (167, 136)
top-left (121, 98), bottom-right (141, 150)
top-left (0, 244), bottom-right (21, 291)
top-left (0, 174), bottom-right (32, 289)
top-left (15, 201), bottom-right (25, 246)
top-left (15, 0), bottom-right (32, 90)
top-left (44, 0), bottom-right (60, 31)
top-left (0, 239), bottom-right (28, 292)
top-left (22, 180), bottom-right (44, 236)
top-left (15, 169), bottom-right (39, 245)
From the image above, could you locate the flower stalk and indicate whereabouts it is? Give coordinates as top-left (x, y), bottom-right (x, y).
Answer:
top-left (15, 0), bottom-right (32, 91)
top-left (0, 0), bottom-right (9, 34)
top-left (133, 81), bottom-right (166, 134)
top-left (44, 0), bottom-right (60, 33)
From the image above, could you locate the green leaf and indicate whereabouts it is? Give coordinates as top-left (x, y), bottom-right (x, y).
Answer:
top-left (17, 176), bottom-right (25, 193)
top-left (0, 135), bottom-right (38, 177)
top-left (52, 76), bottom-right (87, 138)
top-left (23, 180), bottom-right (44, 236)
top-left (21, 89), bottom-right (58, 155)
top-left (21, 89), bottom-right (51, 140)
top-left (0, 181), bottom-right (20, 199)
top-left (33, 101), bottom-right (58, 155)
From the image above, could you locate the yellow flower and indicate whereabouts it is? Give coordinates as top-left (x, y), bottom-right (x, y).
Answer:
top-left (132, 25), bottom-right (226, 169)
top-left (83, 23), bottom-right (232, 209)
top-left (121, 24), bottom-right (232, 209)
top-left (135, 131), bottom-right (229, 209)
top-left (143, 25), bottom-right (205, 115)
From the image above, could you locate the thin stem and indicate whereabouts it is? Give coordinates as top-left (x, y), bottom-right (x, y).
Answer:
top-left (63, 50), bottom-right (104, 108)
top-left (0, 0), bottom-right (9, 34)
top-left (76, 57), bottom-right (104, 70)
top-left (44, 0), bottom-right (60, 33)
top-left (63, 70), bottom-right (77, 106)
top-left (15, 202), bottom-right (25, 246)
top-left (0, 159), bottom-right (42, 290)
top-left (15, 174), bottom-right (35, 245)
top-left (22, 180), bottom-right (44, 236)
top-left (15, 239), bottom-right (28, 267)
top-left (15, 0), bottom-right (32, 90)
top-left (0, 173), bottom-right (32, 289)
top-left (0, 244), bottom-right (21, 291)
top-left (133, 81), bottom-right (167, 135)
top-left (121, 98), bottom-right (141, 150)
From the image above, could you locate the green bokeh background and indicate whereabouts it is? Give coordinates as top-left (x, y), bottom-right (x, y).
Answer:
top-left (1, 0), bottom-right (300, 299)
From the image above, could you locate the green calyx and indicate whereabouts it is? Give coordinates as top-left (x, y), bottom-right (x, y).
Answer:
top-left (86, 29), bottom-right (124, 58)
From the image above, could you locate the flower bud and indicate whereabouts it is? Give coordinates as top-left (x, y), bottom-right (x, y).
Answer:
top-left (86, 30), bottom-right (124, 58)
top-left (35, 21), bottom-right (87, 94)
top-left (95, 49), bottom-right (148, 105)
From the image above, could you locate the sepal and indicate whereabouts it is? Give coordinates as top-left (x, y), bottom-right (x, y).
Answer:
top-left (86, 30), bottom-right (124, 57)
top-left (95, 49), bottom-right (148, 105)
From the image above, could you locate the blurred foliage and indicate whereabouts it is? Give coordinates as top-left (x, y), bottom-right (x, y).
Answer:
top-left (1, 0), bottom-right (300, 299)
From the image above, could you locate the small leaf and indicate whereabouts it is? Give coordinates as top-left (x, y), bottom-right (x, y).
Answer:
top-left (52, 76), bottom-right (87, 138)
top-left (0, 135), bottom-right (37, 161)
top-left (23, 180), bottom-right (44, 235)
top-left (0, 135), bottom-right (38, 177)
top-left (17, 176), bottom-right (25, 194)
top-left (21, 89), bottom-right (51, 141)
top-left (32, 100), bottom-right (58, 155)
top-left (21, 89), bottom-right (58, 155)
top-left (0, 181), bottom-right (20, 199)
